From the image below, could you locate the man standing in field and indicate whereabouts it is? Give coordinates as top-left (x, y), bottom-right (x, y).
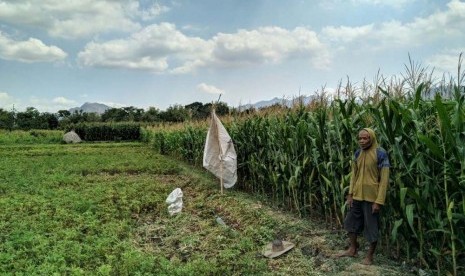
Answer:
top-left (337, 128), bottom-right (390, 265)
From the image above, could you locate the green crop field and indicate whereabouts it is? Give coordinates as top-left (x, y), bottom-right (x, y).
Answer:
top-left (0, 142), bottom-right (412, 275)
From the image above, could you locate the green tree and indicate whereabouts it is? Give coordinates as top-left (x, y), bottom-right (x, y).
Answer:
top-left (141, 107), bottom-right (161, 122)
top-left (57, 110), bottom-right (71, 118)
top-left (160, 104), bottom-right (189, 122)
top-left (185, 102), bottom-right (205, 120)
top-left (82, 112), bottom-right (101, 123)
top-left (203, 102), bottom-right (229, 116)
top-left (123, 106), bottom-right (144, 122)
top-left (16, 107), bottom-right (41, 130)
top-left (39, 112), bottom-right (59, 129)
top-left (217, 102), bottom-right (230, 115)
top-left (101, 107), bottom-right (143, 122)
top-left (102, 108), bottom-right (125, 122)
top-left (0, 108), bottom-right (15, 130)
top-left (184, 101), bottom-right (230, 120)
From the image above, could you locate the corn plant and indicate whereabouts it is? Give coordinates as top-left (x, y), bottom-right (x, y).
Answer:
top-left (144, 63), bottom-right (465, 274)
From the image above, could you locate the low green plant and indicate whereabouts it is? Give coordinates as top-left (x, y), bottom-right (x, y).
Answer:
top-left (0, 129), bottom-right (63, 144)
top-left (0, 142), bottom-right (413, 275)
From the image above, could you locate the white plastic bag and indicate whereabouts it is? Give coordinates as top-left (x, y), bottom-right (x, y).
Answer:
top-left (166, 188), bottom-right (183, 216)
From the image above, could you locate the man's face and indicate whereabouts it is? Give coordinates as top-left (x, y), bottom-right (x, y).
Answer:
top-left (358, 130), bottom-right (372, 149)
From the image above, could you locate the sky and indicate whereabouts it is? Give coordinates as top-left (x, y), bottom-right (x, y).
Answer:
top-left (0, 0), bottom-right (464, 113)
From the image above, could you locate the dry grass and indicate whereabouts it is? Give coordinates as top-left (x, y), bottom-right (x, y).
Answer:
top-left (131, 162), bottom-right (416, 275)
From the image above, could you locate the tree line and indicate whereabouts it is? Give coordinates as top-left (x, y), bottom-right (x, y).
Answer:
top-left (0, 102), bottom-right (232, 131)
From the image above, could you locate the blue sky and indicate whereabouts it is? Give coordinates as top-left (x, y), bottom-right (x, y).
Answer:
top-left (0, 0), bottom-right (464, 112)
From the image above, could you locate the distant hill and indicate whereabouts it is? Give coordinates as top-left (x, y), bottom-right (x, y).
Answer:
top-left (69, 102), bottom-right (110, 114)
top-left (67, 96), bottom-right (319, 115)
top-left (239, 95), bottom-right (317, 110)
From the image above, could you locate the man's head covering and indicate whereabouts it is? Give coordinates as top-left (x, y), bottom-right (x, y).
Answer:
top-left (361, 128), bottom-right (378, 150)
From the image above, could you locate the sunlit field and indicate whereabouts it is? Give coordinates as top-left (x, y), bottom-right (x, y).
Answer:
top-left (0, 141), bottom-right (412, 275)
top-left (143, 68), bottom-right (465, 275)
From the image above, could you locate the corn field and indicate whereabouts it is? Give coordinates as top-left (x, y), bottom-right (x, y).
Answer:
top-left (70, 122), bottom-right (142, 141)
top-left (143, 61), bottom-right (465, 275)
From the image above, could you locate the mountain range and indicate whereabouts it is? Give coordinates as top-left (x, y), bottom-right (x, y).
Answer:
top-left (238, 95), bottom-right (316, 110)
top-left (69, 102), bottom-right (111, 114)
top-left (69, 96), bottom-right (316, 114)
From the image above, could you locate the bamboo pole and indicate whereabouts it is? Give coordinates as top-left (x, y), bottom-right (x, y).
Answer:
top-left (212, 96), bottom-right (224, 195)
top-left (215, 94), bottom-right (224, 195)
top-left (220, 159), bottom-right (224, 195)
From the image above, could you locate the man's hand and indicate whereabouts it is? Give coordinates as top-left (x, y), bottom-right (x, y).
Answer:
top-left (372, 203), bottom-right (380, 214)
top-left (347, 194), bottom-right (353, 209)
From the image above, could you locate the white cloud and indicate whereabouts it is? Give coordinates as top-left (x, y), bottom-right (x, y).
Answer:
top-left (0, 94), bottom-right (78, 112)
top-left (77, 22), bottom-right (211, 72)
top-left (0, 92), bottom-right (18, 110)
top-left (0, 0), bottom-right (169, 39)
top-left (426, 49), bottom-right (465, 76)
top-left (27, 96), bottom-right (56, 112)
top-left (320, 0), bottom-right (415, 10)
top-left (25, 95), bottom-right (80, 112)
top-left (322, 0), bottom-right (465, 50)
top-left (52, 97), bottom-right (77, 105)
top-left (0, 32), bottom-right (67, 63)
top-left (351, 0), bottom-right (413, 9)
top-left (0, 92), bottom-right (10, 101)
top-left (78, 23), bottom-right (330, 73)
top-left (101, 101), bottom-right (125, 108)
top-left (212, 26), bottom-right (330, 69)
top-left (322, 25), bottom-right (373, 44)
top-left (0, 92), bottom-right (15, 108)
top-left (0, 93), bottom-right (37, 112)
top-left (181, 24), bottom-right (204, 32)
top-left (197, 83), bottom-right (224, 95)
top-left (137, 2), bottom-right (170, 21)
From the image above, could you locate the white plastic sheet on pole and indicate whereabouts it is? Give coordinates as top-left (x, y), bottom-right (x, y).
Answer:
top-left (166, 188), bottom-right (183, 216)
top-left (203, 110), bottom-right (237, 189)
